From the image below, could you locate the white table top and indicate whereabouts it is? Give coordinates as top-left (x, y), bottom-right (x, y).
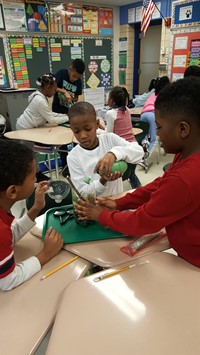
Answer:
top-left (129, 106), bottom-right (143, 116)
top-left (0, 232), bottom-right (90, 355)
top-left (4, 126), bottom-right (73, 145)
top-left (31, 190), bottom-right (170, 268)
top-left (46, 252), bottom-right (200, 355)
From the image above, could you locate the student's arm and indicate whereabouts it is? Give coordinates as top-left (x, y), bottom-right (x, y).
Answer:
top-left (108, 134), bottom-right (144, 163)
top-left (115, 176), bottom-right (162, 210)
top-left (105, 110), bottom-right (115, 133)
top-left (36, 97), bottom-right (69, 124)
top-left (99, 175), bottom-right (194, 236)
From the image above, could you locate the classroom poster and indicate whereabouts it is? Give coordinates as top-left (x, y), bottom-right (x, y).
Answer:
top-left (2, 0), bottom-right (27, 32)
top-left (99, 8), bottom-right (113, 36)
top-left (47, 2), bottom-right (66, 33)
top-left (65, 4), bottom-right (83, 33)
top-left (189, 40), bottom-right (200, 66)
top-left (0, 56), bottom-right (7, 88)
top-left (83, 5), bottom-right (98, 35)
top-left (9, 37), bottom-right (30, 88)
top-left (25, 0), bottom-right (48, 32)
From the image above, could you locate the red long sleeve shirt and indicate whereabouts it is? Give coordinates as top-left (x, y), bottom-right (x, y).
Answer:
top-left (99, 152), bottom-right (200, 267)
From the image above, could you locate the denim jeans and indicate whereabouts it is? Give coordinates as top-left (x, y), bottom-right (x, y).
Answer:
top-left (141, 112), bottom-right (157, 153)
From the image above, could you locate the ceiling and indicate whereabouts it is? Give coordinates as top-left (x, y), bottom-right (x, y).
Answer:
top-left (47, 0), bottom-right (138, 8)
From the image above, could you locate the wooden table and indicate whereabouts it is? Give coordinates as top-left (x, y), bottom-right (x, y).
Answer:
top-left (129, 106), bottom-right (143, 117)
top-left (4, 125), bottom-right (73, 145)
top-left (46, 252), bottom-right (200, 355)
top-left (4, 126), bottom-right (73, 179)
top-left (0, 232), bottom-right (91, 355)
top-left (31, 190), bottom-right (170, 268)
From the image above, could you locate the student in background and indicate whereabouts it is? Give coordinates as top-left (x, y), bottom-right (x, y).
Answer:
top-left (133, 78), bottom-right (156, 108)
top-left (16, 73), bottom-right (69, 182)
top-left (67, 102), bottom-right (144, 197)
top-left (106, 86), bottom-right (141, 188)
top-left (184, 65), bottom-right (200, 78)
top-left (16, 73), bottom-right (68, 130)
top-left (0, 140), bottom-right (63, 291)
top-left (140, 76), bottom-right (170, 154)
top-left (52, 59), bottom-right (85, 171)
top-left (75, 77), bottom-right (200, 268)
top-left (52, 59), bottom-right (85, 115)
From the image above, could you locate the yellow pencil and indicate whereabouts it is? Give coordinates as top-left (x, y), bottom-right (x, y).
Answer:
top-left (94, 264), bottom-right (136, 282)
top-left (41, 256), bottom-right (79, 280)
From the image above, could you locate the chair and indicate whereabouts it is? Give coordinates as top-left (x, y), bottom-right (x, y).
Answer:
top-left (132, 121), bottom-right (152, 173)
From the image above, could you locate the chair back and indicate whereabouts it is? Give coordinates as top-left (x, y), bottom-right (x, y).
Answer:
top-left (132, 121), bottom-right (150, 145)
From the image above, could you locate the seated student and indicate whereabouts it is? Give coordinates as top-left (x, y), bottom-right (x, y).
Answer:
top-left (105, 86), bottom-right (141, 188)
top-left (75, 77), bottom-right (200, 268)
top-left (184, 65), bottom-right (200, 78)
top-left (0, 140), bottom-right (63, 291)
top-left (16, 73), bottom-right (69, 182)
top-left (133, 78), bottom-right (156, 107)
top-left (67, 102), bottom-right (144, 197)
top-left (141, 76), bottom-right (170, 154)
top-left (16, 73), bottom-right (68, 130)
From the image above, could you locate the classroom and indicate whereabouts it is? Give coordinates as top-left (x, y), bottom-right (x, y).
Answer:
top-left (0, 0), bottom-right (200, 354)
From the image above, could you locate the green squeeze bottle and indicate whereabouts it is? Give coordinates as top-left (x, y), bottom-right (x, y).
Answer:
top-left (97, 160), bottom-right (128, 175)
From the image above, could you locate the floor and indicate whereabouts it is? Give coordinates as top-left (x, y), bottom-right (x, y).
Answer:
top-left (10, 146), bottom-right (174, 355)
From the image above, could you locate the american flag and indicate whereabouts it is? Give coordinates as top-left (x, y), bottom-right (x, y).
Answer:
top-left (141, 0), bottom-right (155, 36)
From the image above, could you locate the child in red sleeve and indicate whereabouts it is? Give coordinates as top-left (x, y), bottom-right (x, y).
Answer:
top-left (0, 140), bottom-right (63, 291)
top-left (75, 77), bottom-right (200, 268)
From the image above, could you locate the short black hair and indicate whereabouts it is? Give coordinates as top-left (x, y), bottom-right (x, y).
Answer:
top-left (155, 77), bottom-right (200, 127)
top-left (68, 102), bottom-right (96, 123)
top-left (71, 59), bottom-right (85, 75)
top-left (109, 86), bottom-right (129, 110)
top-left (154, 76), bottom-right (170, 95)
top-left (0, 140), bottom-right (34, 192)
top-left (184, 65), bottom-right (200, 78)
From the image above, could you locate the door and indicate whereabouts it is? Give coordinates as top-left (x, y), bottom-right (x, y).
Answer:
top-left (139, 25), bottom-right (161, 94)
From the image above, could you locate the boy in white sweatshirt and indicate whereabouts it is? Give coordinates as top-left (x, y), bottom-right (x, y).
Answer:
top-left (67, 102), bottom-right (144, 197)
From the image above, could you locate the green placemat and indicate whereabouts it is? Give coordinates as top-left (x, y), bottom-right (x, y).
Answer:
top-left (42, 205), bottom-right (126, 244)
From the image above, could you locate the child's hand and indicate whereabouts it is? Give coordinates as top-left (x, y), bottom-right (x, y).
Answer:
top-left (100, 171), bottom-right (122, 185)
top-left (27, 181), bottom-right (49, 221)
top-left (63, 91), bottom-right (72, 101)
top-left (95, 152), bottom-right (116, 177)
top-left (97, 197), bottom-right (117, 210)
top-left (34, 181), bottom-right (48, 211)
top-left (36, 227), bottom-right (64, 266)
top-left (75, 200), bottom-right (103, 221)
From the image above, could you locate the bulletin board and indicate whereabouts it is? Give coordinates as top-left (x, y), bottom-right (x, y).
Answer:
top-left (8, 35), bottom-right (50, 88)
top-left (83, 37), bottom-right (113, 89)
top-left (171, 0), bottom-right (200, 29)
top-left (0, 36), bottom-right (9, 88)
top-left (49, 36), bottom-right (83, 75)
top-left (170, 31), bottom-right (200, 81)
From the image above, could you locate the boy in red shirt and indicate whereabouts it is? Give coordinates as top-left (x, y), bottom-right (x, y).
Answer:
top-left (0, 140), bottom-right (63, 291)
top-left (75, 77), bottom-right (200, 268)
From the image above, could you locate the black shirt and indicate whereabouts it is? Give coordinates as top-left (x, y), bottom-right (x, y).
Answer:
top-left (52, 69), bottom-right (83, 114)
